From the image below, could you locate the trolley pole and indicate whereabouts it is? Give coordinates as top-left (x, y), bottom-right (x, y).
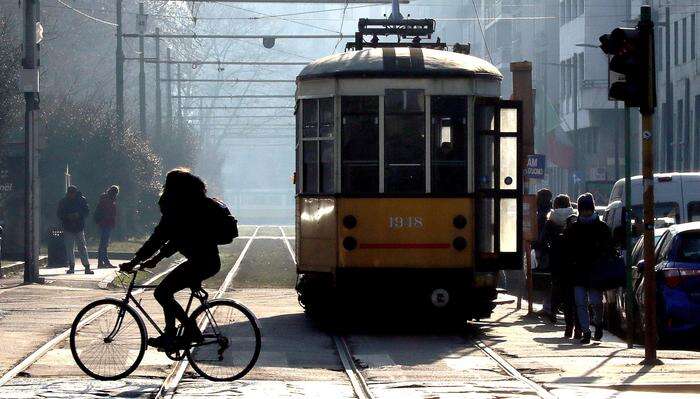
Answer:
top-left (116, 0), bottom-right (124, 136)
top-left (22, 0), bottom-right (42, 284)
top-left (138, 2), bottom-right (147, 137)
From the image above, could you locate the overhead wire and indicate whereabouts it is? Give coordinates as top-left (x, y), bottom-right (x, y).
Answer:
top-left (333, 1), bottom-right (349, 53)
top-left (471, 0), bottom-right (492, 64)
top-left (54, 0), bottom-right (118, 27)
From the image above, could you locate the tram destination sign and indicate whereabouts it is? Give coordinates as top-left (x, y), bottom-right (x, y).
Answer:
top-left (524, 154), bottom-right (546, 179)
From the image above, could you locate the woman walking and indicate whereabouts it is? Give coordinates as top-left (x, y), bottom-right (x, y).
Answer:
top-left (564, 193), bottom-right (613, 344)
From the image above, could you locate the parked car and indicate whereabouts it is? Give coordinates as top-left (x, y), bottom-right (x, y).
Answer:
top-left (605, 223), bottom-right (700, 343)
top-left (603, 173), bottom-right (700, 245)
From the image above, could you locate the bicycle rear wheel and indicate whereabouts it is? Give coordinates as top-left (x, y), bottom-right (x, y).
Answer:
top-left (70, 298), bottom-right (147, 380)
top-left (186, 299), bottom-right (261, 381)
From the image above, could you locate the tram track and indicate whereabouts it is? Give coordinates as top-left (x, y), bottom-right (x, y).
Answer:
top-left (154, 226), bottom-right (260, 399)
top-left (0, 260), bottom-right (182, 387)
top-left (0, 226), bottom-right (263, 397)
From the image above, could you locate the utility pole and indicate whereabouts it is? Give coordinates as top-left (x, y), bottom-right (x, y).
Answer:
top-left (138, 2), bottom-right (147, 137)
top-left (22, 0), bottom-right (42, 284)
top-left (177, 63), bottom-right (182, 131)
top-left (154, 27), bottom-right (162, 143)
top-left (639, 6), bottom-right (660, 366)
top-left (116, 0), bottom-right (124, 135)
top-left (664, 6), bottom-right (672, 171)
top-left (166, 47), bottom-right (173, 136)
top-left (600, 5), bottom-right (658, 362)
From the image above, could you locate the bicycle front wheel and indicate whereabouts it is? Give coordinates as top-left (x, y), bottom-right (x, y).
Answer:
top-left (186, 299), bottom-right (261, 381)
top-left (70, 298), bottom-right (147, 380)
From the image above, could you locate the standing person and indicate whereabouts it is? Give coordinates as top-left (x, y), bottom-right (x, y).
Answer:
top-left (94, 185), bottom-right (119, 269)
top-left (565, 193), bottom-right (613, 344)
top-left (533, 188), bottom-right (554, 320)
top-left (542, 194), bottom-right (579, 337)
top-left (58, 186), bottom-right (93, 274)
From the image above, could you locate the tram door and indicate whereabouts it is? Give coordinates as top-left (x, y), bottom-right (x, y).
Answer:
top-left (474, 100), bottom-right (523, 271)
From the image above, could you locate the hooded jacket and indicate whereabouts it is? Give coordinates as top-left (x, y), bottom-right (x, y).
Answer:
top-left (563, 213), bottom-right (614, 287)
top-left (542, 207), bottom-right (577, 279)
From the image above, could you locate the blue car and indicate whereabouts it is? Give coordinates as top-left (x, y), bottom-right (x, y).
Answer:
top-left (635, 222), bottom-right (700, 340)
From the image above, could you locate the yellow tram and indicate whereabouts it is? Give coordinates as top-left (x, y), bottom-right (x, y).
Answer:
top-left (294, 14), bottom-right (523, 319)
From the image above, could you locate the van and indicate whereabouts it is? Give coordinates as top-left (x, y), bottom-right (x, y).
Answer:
top-left (603, 173), bottom-right (700, 242)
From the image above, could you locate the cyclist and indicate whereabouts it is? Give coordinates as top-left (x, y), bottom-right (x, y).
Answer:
top-left (121, 168), bottom-right (221, 350)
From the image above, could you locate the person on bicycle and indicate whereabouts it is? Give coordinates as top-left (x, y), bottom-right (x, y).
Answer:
top-left (120, 169), bottom-right (221, 350)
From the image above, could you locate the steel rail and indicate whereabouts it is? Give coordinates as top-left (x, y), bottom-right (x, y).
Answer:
top-left (473, 339), bottom-right (557, 399)
top-left (280, 227), bottom-right (372, 399)
top-left (333, 335), bottom-right (375, 399)
top-left (0, 260), bottom-right (183, 387)
top-left (155, 226), bottom-right (261, 399)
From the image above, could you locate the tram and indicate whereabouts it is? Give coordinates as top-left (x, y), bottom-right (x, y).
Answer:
top-left (294, 6), bottom-right (523, 319)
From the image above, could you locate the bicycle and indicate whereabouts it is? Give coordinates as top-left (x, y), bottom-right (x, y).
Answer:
top-left (69, 265), bottom-right (262, 381)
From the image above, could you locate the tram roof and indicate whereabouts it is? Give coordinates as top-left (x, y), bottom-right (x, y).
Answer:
top-left (298, 48), bottom-right (502, 81)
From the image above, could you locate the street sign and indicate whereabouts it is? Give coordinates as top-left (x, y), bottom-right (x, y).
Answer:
top-left (524, 154), bottom-right (545, 179)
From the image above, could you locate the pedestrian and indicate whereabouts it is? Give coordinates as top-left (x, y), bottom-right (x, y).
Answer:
top-left (542, 194), bottom-right (580, 337)
top-left (564, 193), bottom-right (613, 344)
top-left (57, 185), bottom-right (93, 274)
top-left (533, 188), bottom-right (553, 320)
top-left (94, 185), bottom-right (119, 269)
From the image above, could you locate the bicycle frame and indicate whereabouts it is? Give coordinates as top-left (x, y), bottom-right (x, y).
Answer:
top-left (117, 271), bottom-right (209, 337)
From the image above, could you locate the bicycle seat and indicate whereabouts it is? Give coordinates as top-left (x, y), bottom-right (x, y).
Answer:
top-left (191, 285), bottom-right (209, 301)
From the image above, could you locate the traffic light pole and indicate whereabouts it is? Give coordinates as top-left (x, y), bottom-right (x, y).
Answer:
top-left (624, 106), bottom-right (634, 350)
top-left (116, 0), bottom-right (124, 136)
top-left (639, 6), bottom-right (661, 366)
top-left (138, 2), bottom-right (147, 137)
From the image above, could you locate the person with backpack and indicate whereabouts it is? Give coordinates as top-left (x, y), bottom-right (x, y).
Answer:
top-left (94, 185), bottom-right (119, 269)
top-left (542, 194), bottom-right (579, 338)
top-left (120, 168), bottom-right (237, 350)
top-left (58, 186), bottom-right (93, 274)
top-left (564, 193), bottom-right (614, 344)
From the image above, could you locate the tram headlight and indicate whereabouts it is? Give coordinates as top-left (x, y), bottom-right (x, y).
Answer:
top-left (453, 215), bottom-right (467, 229)
top-left (343, 215), bottom-right (357, 229)
top-left (343, 237), bottom-right (358, 251)
top-left (453, 237), bottom-right (467, 251)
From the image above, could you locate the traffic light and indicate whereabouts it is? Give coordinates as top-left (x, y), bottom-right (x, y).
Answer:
top-left (599, 21), bottom-right (656, 114)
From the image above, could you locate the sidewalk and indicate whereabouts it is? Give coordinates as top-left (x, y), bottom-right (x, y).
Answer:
top-left (484, 294), bottom-right (700, 395)
top-left (0, 257), bottom-right (127, 376)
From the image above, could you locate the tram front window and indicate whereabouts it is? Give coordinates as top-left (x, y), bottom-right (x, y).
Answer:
top-left (431, 96), bottom-right (468, 194)
top-left (300, 98), bottom-right (335, 194)
top-left (341, 96), bottom-right (379, 194)
top-left (385, 89), bottom-right (425, 194)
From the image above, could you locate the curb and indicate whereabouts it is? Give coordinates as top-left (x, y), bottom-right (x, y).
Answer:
top-left (0, 256), bottom-right (48, 276)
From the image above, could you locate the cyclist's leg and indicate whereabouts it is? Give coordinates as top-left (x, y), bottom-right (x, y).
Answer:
top-left (154, 262), bottom-right (194, 332)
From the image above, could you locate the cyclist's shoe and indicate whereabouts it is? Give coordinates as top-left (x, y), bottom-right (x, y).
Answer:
top-left (183, 323), bottom-right (204, 344)
top-left (148, 331), bottom-right (178, 351)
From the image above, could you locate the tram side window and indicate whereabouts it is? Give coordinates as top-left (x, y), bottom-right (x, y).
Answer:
top-left (431, 96), bottom-right (468, 194)
top-left (385, 89), bottom-right (426, 194)
top-left (342, 96), bottom-right (379, 194)
top-left (301, 98), bottom-right (335, 194)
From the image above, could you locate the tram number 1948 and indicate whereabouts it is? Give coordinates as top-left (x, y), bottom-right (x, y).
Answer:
top-left (389, 216), bottom-right (424, 229)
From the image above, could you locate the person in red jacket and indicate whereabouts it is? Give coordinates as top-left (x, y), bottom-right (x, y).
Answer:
top-left (94, 185), bottom-right (119, 268)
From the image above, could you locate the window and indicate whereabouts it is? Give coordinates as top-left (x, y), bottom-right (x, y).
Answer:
top-left (431, 96), bottom-right (468, 194)
top-left (688, 202), bottom-right (700, 222)
top-left (341, 96), bottom-right (379, 194)
top-left (674, 20), bottom-right (679, 65)
top-left (559, 1), bottom-right (565, 26)
top-left (658, 27), bottom-right (664, 71)
top-left (300, 98), bottom-right (334, 194)
top-left (683, 18), bottom-right (687, 63)
top-left (676, 232), bottom-right (700, 262)
top-left (629, 202), bottom-right (680, 240)
top-left (656, 231), bottom-right (674, 262)
top-left (692, 14), bottom-right (696, 60)
top-left (384, 90), bottom-right (425, 194)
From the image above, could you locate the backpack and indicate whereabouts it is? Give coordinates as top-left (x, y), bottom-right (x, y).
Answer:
top-left (209, 198), bottom-right (239, 245)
